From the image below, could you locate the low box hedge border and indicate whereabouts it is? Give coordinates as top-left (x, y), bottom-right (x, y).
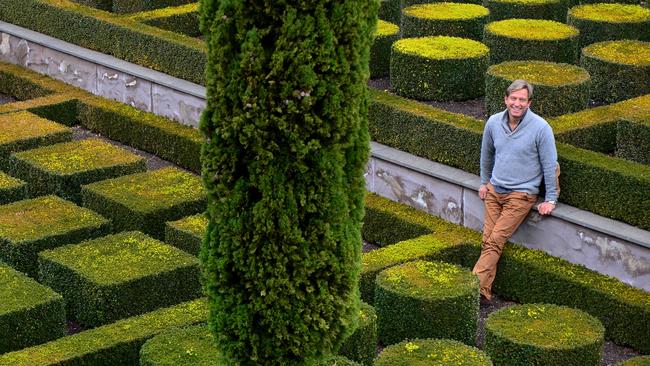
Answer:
top-left (0, 0), bottom-right (206, 85)
top-left (129, 3), bottom-right (200, 37)
top-left (0, 298), bottom-right (208, 366)
top-left (139, 324), bottom-right (220, 366)
top-left (0, 111), bottom-right (73, 163)
top-left (370, 20), bottom-right (399, 79)
top-left (567, 4), bottom-right (650, 49)
top-left (112, 0), bottom-right (194, 15)
top-left (0, 262), bottom-right (65, 354)
top-left (165, 213), bottom-right (207, 256)
top-left (38, 231), bottom-right (202, 327)
top-left (339, 301), bottom-right (377, 366)
top-left (375, 338), bottom-right (493, 365)
top-left (0, 171), bottom-right (26, 205)
top-left (484, 0), bottom-right (568, 22)
top-left (617, 117), bottom-right (650, 165)
top-left (378, 0), bottom-right (400, 24)
top-left (400, 3), bottom-right (489, 40)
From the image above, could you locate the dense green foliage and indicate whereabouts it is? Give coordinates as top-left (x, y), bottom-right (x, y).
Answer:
top-left (81, 167), bottom-right (206, 239)
top-left (165, 214), bottom-right (208, 255)
top-left (617, 116), bottom-right (650, 165)
top-left (112, 0), bottom-right (194, 14)
top-left (130, 3), bottom-right (200, 37)
top-left (378, 0), bottom-right (399, 24)
top-left (370, 20), bottom-right (399, 79)
top-left (38, 231), bottom-right (202, 327)
top-left (0, 171), bottom-right (26, 205)
top-left (0, 263), bottom-right (65, 353)
top-left (199, 0), bottom-right (377, 364)
top-left (618, 356), bottom-right (650, 366)
top-left (0, 299), bottom-right (208, 366)
top-left (567, 4), bottom-right (650, 49)
top-left (485, 61), bottom-right (591, 117)
top-left (400, 3), bottom-right (489, 40)
top-left (375, 338), bottom-right (492, 366)
top-left (338, 302), bottom-right (377, 366)
top-left (139, 325), bottom-right (221, 366)
top-left (0, 111), bottom-right (72, 163)
top-left (484, 0), bottom-right (567, 22)
top-left (375, 260), bottom-right (479, 345)
top-left (485, 304), bottom-right (604, 366)
top-left (317, 356), bottom-right (361, 366)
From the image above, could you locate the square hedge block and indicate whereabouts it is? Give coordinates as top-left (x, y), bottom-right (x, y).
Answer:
top-left (38, 231), bottom-right (202, 327)
top-left (0, 195), bottom-right (111, 277)
top-left (81, 167), bottom-right (206, 239)
top-left (9, 138), bottom-right (146, 203)
top-left (0, 262), bottom-right (65, 354)
top-left (0, 111), bottom-right (72, 162)
top-left (0, 171), bottom-right (26, 205)
top-left (165, 213), bottom-right (207, 255)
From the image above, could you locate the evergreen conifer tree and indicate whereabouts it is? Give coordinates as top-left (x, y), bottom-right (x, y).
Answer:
top-left (199, 0), bottom-right (377, 364)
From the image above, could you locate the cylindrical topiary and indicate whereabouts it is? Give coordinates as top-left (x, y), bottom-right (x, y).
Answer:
top-left (567, 4), bottom-right (650, 49)
top-left (371, 20), bottom-right (400, 79)
top-left (374, 260), bottom-right (479, 345)
top-left (484, 19), bottom-right (579, 65)
top-left (401, 3), bottom-right (490, 40)
top-left (485, 60), bottom-right (591, 117)
top-left (617, 356), bottom-right (650, 366)
top-left (375, 338), bottom-right (493, 366)
top-left (338, 301), bottom-right (377, 366)
top-left (402, 0), bottom-right (483, 8)
top-left (379, 0), bottom-right (400, 24)
top-left (485, 304), bottom-right (605, 366)
top-left (199, 0), bottom-right (377, 365)
top-left (484, 0), bottom-right (568, 22)
top-left (390, 36), bottom-right (489, 101)
top-left (581, 40), bottom-right (650, 103)
top-left (139, 325), bottom-right (222, 366)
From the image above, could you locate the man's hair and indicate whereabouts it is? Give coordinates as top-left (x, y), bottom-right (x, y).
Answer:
top-left (506, 79), bottom-right (533, 100)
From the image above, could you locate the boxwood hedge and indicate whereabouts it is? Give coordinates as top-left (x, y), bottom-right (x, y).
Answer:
top-left (485, 60), bottom-right (590, 117)
top-left (339, 302), bottom-right (377, 366)
top-left (0, 111), bottom-right (72, 163)
top-left (379, 0), bottom-right (400, 24)
top-left (567, 4), bottom-right (650, 49)
top-left (618, 356), bottom-right (650, 366)
top-left (483, 19), bottom-right (579, 64)
top-left (129, 3), bottom-right (200, 37)
top-left (165, 213), bottom-right (207, 256)
top-left (112, 0), bottom-right (194, 15)
top-left (617, 116), bottom-right (650, 165)
top-left (375, 338), bottom-right (492, 366)
top-left (484, 0), bottom-right (568, 22)
top-left (139, 325), bottom-right (221, 366)
top-left (0, 171), bottom-right (26, 205)
top-left (485, 304), bottom-right (604, 366)
top-left (400, 3), bottom-right (489, 40)
top-left (581, 40), bottom-right (650, 103)
top-left (371, 20), bottom-right (400, 79)
top-left (391, 36), bottom-right (489, 101)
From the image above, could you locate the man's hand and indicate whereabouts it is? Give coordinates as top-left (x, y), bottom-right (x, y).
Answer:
top-left (479, 184), bottom-right (488, 200)
top-left (538, 201), bottom-right (556, 215)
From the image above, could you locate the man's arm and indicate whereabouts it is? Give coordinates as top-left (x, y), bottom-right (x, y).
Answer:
top-left (538, 124), bottom-right (558, 214)
top-left (479, 120), bottom-right (494, 200)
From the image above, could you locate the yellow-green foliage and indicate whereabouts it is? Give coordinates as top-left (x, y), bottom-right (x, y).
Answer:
top-left (128, 2), bottom-right (198, 21)
top-left (375, 19), bottom-right (399, 37)
top-left (0, 298), bottom-right (208, 366)
top-left (40, 231), bottom-right (198, 285)
top-left (0, 263), bottom-right (62, 317)
top-left (583, 40), bottom-right (650, 66)
top-left (375, 339), bottom-right (492, 366)
top-left (380, 260), bottom-right (477, 298)
top-left (492, 0), bottom-right (558, 4)
top-left (0, 171), bottom-right (22, 190)
top-left (139, 325), bottom-right (221, 366)
top-left (486, 19), bottom-right (578, 40)
top-left (13, 138), bottom-right (143, 175)
top-left (618, 356), bottom-right (650, 366)
top-left (403, 3), bottom-right (489, 20)
top-left (0, 111), bottom-right (70, 146)
top-left (393, 36), bottom-right (488, 59)
top-left (489, 61), bottom-right (589, 86)
top-left (168, 214), bottom-right (207, 237)
top-left (569, 4), bottom-right (650, 23)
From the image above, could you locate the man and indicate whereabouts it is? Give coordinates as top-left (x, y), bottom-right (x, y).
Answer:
top-left (473, 79), bottom-right (558, 305)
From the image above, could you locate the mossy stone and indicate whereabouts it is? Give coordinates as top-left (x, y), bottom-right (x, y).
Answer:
top-left (376, 338), bottom-right (492, 365)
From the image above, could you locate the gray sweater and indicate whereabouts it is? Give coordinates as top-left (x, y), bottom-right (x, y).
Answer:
top-left (480, 109), bottom-right (558, 202)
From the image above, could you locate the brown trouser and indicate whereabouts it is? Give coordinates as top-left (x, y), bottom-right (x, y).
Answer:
top-left (472, 183), bottom-right (537, 300)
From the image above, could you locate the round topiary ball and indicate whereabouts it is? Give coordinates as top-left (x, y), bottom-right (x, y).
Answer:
top-left (401, 3), bottom-right (490, 40)
top-left (485, 60), bottom-right (591, 117)
top-left (338, 301), bottom-right (377, 366)
top-left (581, 40), bottom-right (650, 103)
top-left (139, 325), bottom-right (222, 366)
top-left (390, 36), bottom-right (489, 101)
top-left (374, 260), bottom-right (479, 345)
top-left (371, 20), bottom-right (400, 79)
top-left (485, 304), bottom-right (605, 366)
top-left (567, 4), bottom-right (650, 49)
top-left (484, 0), bottom-right (568, 22)
top-left (484, 19), bottom-right (579, 65)
top-left (375, 338), bottom-right (493, 366)
top-left (617, 356), bottom-right (650, 366)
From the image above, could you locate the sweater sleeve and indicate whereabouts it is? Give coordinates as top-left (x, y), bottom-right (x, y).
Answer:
top-left (538, 123), bottom-right (558, 202)
top-left (480, 120), bottom-right (494, 185)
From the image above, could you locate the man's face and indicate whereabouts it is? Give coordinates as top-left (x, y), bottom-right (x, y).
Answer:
top-left (504, 88), bottom-right (532, 120)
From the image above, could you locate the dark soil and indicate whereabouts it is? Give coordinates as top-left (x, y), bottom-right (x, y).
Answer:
top-left (0, 92), bottom-right (16, 105)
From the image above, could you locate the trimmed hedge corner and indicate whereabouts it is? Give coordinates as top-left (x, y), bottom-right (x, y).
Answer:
top-left (484, 0), bottom-right (568, 22)
top-left (0, 262), bottom-right (65, 354)
top-left (139, 325), bottom-right (221, 366)
top-left (129, 3), bottom-right (200, 37)
top-left (0, 111), bottom-right (72, 163)
top-left (0, 171), bottom-right (26, 205)
top-left (339, 301), bottom-right (377, 366)
top-left (376, 338), bottom-right (493, 365)
top-left (483, 19), bottom-right (579, 64)
top-left (581, 40), bottom-right (650, 103)
top-left (112, 0), bottom-right (194, 15)
top-left (485, 60), bottom-right (591, 117)
top-left (0, 298), bottom-right (208, 366)
top-left (371, 20), bottom-right (400, 79)
top-left (165, 213), bottom-right (207, 256)
top-left (0, 195), bottom-right (110, 276)
top-left (617, 116), bottom-right (650, 165)
top-left (375, 260), bottom-right (479, 345)
top-left (38, 231), bottom-right (201, 327)
top-left (485, 303), bottom-right (604, 366)
top-left (391, 36), bottom-right (489, 101)
top-left (81, 167), bottom-right (206, 239)
top-left (400, 3), bottom-right (489, 40)
top-left (567, 4), bottom-right (650, 49)
top-left (9, 138), bottom-right (146, 203)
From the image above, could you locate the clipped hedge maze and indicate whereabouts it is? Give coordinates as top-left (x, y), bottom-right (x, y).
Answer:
top-left (567, 4), bottom-right (650, 48)
top-left (0, 111), bottom-right (72, 163)
top-left (165, 213), bottom-right (207, 256)
top-left (0, 171), bottom-right (26, 205)
top-left (400, 3), bottom-right (489, 40)
top-left (375, 338), bottom-right (492, 366)
top-left (339, 302), bottom-right (377, 366)
top-left (9, 138), bottom-right (146, 203)
top-left (484, 0), bottom-right (568, 22)
top-left (370, 20), bottom-right (399, 79)
top-left (139, 325), bottom-right (220, 366)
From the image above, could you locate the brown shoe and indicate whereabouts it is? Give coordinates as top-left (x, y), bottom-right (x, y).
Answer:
top-left (480, 295), bottom-right (491, 308)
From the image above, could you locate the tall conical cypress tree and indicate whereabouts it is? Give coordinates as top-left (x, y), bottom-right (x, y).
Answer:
top-left (199, 1), bottom-right (377, 365)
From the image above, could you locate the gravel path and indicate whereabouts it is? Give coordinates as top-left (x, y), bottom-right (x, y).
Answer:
top-left (0, 92), bottom-right (16, 105)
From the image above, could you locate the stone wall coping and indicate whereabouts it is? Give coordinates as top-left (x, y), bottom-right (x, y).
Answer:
top-left (371, 141), bottom-right (650, 249)
top-left (0, 21), bottom-right (207, 99)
